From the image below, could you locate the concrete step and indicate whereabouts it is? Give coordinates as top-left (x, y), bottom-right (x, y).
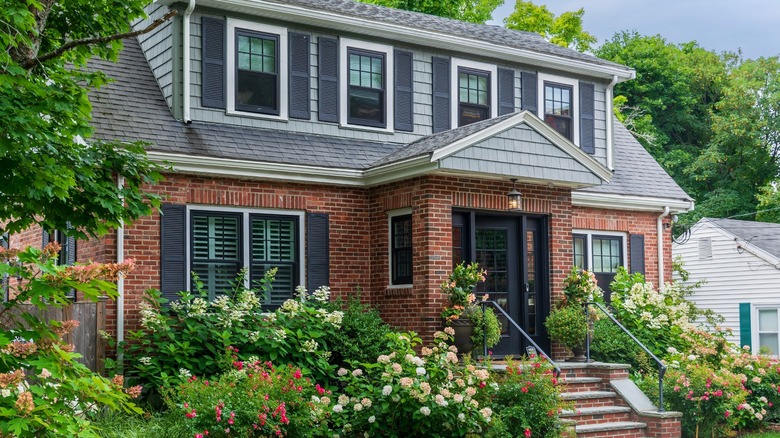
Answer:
top-left (560, 405), bottom-right (633, 425)
top-left (575, 420), bottom-right (647, 437)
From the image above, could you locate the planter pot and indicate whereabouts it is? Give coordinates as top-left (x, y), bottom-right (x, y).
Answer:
top-left (451, 319), bottom-right (475, 357)
top-left (569, 345), bottom-right (588, 363)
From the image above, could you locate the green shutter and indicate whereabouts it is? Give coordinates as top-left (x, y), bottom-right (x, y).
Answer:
top-left (739, 302), bottom-right (752, 350)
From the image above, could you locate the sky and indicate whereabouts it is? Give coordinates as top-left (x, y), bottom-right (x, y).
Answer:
top-left (489, 1), bottom-right (780, 60)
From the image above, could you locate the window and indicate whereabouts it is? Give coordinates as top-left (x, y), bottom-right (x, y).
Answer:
top-left (226, 20), bottom-right (288, 119)
top-left (757, 308), bottom-right (780, 355)
top-left (572, 232), bottom-right (626, 300)
top-left (348, 49), bottom-right (385, 127)
top-left (189, 210), bottom-right (300, 305)
top-left (235, 30), bottom-right (279, 115)
top-left (458, 68), bottom-right (490, 126)
top-left (391, 214), bottom-right (412, 285)
top-left (544, 82), bottom-right (573, 140)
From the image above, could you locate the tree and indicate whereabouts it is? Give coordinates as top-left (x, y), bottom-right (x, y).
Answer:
top-left (504, 1), bottom-right (596, 52)
top-left (357, 0), bottom-right (502, 23)
top-left (0, 1), bottom-right (170, 238)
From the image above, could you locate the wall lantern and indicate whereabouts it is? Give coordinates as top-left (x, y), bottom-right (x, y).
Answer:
top-left (507, 178), bottom-right (522, 211)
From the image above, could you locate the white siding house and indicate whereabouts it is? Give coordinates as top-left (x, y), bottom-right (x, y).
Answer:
top-left (673, 218), bottom-right (780, 354)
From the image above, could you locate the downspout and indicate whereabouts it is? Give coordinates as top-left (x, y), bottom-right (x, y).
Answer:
top-left (657, 206), bottom-right (670, 288)
top-left (182, 0), bottom-right (196, 124)
top-left (606, 75), bottom-right (619, 170)
top-left (117, 176), bottom-right (125, 363)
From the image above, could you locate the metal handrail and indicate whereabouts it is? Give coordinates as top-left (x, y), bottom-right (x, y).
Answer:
top-left (480, 300), bottom-right (561, 376)
top-left (585, 301), bottom-right (667, 412)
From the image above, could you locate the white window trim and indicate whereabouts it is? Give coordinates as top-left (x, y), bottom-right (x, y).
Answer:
top-left (538, 72), bottom-right (579, 146)
top-left (752, 305), bottom-right (780, 356)
top-left (572, 230), bottom-right (628, 271)
top-left (387, 208), bottom-right (413, 287)
top-left (451, 58), bottom-right (498, 128)
top-left (340, 37), bottom-right (394, 133)
top-left (184, 205), bottom-right (305, 293)
top-left (226, 19), bottom-right (289, 121)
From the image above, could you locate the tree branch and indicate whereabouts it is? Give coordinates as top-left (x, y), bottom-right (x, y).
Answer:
top-left (22, 10), bottom-right (178, 69)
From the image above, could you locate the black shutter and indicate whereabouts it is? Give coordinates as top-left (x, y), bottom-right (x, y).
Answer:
top-left (432, 56), bottom-right (451, 133)
top-left (498, 68), bottom-right (515, 116)
top-left (42, 229), bottom-right (50, 248)
top-left (201, 17), bottom-right (226, 109)
top-left (65, 236), bottom-right (77, 265)
top-left (394, 49), bottom-right (414, 132)
top-left (161, 204), bottom-right (187, 302)
top-left (579, 81), bottom-right (596, 153)
top-left (289, 32), bottom-right (311, 120)
top-left (306, 213), bottom-right (330, 292)
top-left (0, 233), bottom-right (7, 250)
top-left (521, 71), bottom-right (537, 115)
top-left (630, 234), bottom-right (645, 276)
top-left (318, 37), bottom-right (339, 123)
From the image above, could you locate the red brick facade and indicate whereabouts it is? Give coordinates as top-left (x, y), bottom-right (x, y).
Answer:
top-left (7, 173), bottom-right (673, 353)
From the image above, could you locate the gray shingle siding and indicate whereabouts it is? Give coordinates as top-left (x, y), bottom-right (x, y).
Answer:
top-left (134, 4), bottom-right (174, 107)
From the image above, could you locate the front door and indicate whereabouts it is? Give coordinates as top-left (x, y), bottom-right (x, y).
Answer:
top-left (452, 212), bottom-right (549, 357)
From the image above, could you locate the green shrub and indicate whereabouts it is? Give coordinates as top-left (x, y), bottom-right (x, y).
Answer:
top-left (589, 319), bottom-right (651, 372)
top-left (323, 295), bottom-right (394, 366)
top-left (467, 306), bottom-right (502, 350)
top-left (544, 304), bottom-right (587, 352)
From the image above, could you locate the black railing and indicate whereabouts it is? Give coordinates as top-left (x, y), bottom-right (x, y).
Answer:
top-left (480, 300), bottom-right (561, 377)
top-left (584, 301), bottom-right (666, 412)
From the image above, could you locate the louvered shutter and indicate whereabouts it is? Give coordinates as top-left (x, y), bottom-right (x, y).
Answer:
top-left (192, 214), bottom-right (241, 297)
top-left (498, 68), bottom-right (515, 116)
top-left (289, 32), bottom-right (311, 120)
top-left (629, 234), bottom-right (645, 275)
top-left (307, 213), bottom-right (330, 292)
top-left (579, 81), bottom-right (596, 153)
top-left (42, 230), bottom-right (50, 248)
top-left (161, 204), bottom-right (187, 302)
top-left (431, 56), bottom-right (451, 133)
top-left (251, 217), bottom-right (297, 305)
top-left (201, 17), bottom-right (226, 109)
top-left (739, 303), bottom-right (752, 349)
top-left (318, 37), bottom-right (339, 122)
top-left (394, 49), bottom-right (414, 132)
top-left (521, 71), bottom-right (537, 115)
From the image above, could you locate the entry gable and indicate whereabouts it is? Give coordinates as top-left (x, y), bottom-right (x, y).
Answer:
top-left (432, 111), bottom-right (611, 187)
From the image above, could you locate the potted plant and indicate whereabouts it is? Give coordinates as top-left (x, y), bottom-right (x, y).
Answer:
top-left (544, 303), bottom-right (588, 361)
top-left (441, 262), bottom-right (502, 356)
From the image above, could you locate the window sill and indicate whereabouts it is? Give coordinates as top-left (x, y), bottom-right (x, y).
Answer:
top-left (339, 122), bottom-right (394, 135)
top-left (226, 108), bottom-right (289, 122)
top-left (384, 284), bottom-right (413, 297)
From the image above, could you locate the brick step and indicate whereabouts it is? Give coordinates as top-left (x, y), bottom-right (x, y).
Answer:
top-left (561, 391), bottom-right (617, 409)
top-left (560, 406), bottom-right (633, 425)
top-left (575, 421), bottom-right (648, 437)
top-left (561, 376), bottom-right (604, 392)
top-left (558, 362), bottom-right (631, 381)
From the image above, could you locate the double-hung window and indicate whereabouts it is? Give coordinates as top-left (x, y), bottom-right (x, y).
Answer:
top-left (390, 214), bottom-right (412, 285)
top-left (347, 49), bottom-right (386, 128)
top-left (572, 232), bottom-right (625, 300)
top-left (235, 30), bottom-right (279, 115)
top-left (458, 68), bottom-right (490, 126)
top-left (544, 82), bottom-right (573, 140)
top-left (190, 210), bottom-right (299, 306)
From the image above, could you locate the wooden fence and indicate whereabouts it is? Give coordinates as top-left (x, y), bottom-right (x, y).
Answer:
top-left (1, 299), bottom-right (107, 373)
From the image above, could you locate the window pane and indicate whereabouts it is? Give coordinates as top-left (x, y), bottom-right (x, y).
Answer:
top-left (263, 39), bottom-right (275, 57)
top-left (371, 73), bottom-right (382, 89)
top-left (238, 53), bottom-right (250, 70)
top-left (459, 104), bottom-right (489, 126)
top-left (350, 54), bottom-right (360, 70)
top-left (392, 215), bottom-right (412, 284)
top-left (191, 214), bottom-right (241, 297)
top-left (545, 85), bottom-right (552, 100)
top-left (372, 57), bottom-right (382, 73)
top-left (251, 217), bottom-right (297, 306)
top-left (478, 75), bottom-right (487, 91)
top-left (237, 70), bottom-right (277, 110)
top-left (759, 309), bottom-right (779, 331)
top-left (460, 73), bottom-right (468, 88)
top-left (349, 88), bottom-right (383, 122)
top-left (238, 35), bottom-right (250, 53)
top-left (760, 333), bottom-right (778, 355)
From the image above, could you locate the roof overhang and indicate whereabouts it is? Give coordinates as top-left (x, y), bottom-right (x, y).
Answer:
top-left (572, 191), bottom-right (695, 213)
top-left (690, 219), bottom-right (780, 267)
top-left (159, 0), bottom-right (634, 81)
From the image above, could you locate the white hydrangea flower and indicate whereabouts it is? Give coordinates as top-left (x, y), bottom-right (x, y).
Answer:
top-left (139, 356), bottom-right (152, 366)
top-left (382, 385), bottom-right (393, 396)
top-left (419, 406), bottom-right (431, 416)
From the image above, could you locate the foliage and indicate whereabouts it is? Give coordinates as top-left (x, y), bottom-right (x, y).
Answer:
top-left (467, 306), bottom-right (502, 350)
top-left (328, 330), bottom-right (494, 437)
top-left (0, 245), bottom-right (141, 437)
top-left (356, 0), bottom-right (501, 24)
top-left (544, 304), bottom-right (587, 353)
top-left (122, 274), bottom-right (341, 389)
top-left (589, 319), bottom-right (652, 372)
top-left (488, 355), bottom-right (568, 438)
top-left (440, 262), bottom-right (487, 322)
top-left (0, 0), bottom-right (165, 238)
top-left (562, 268), bottom-right (603, 306)
top-left (322, 295), bottom-right (394, 367)
top-left (162, 360), bottom-right (328, 438)
top-left (504, 1), bottom-right (596, 52)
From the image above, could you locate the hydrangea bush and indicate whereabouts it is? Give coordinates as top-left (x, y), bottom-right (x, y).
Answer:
top-left (0, 245), bottom-right (141, 437)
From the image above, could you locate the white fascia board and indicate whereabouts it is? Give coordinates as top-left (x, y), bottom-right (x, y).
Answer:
top-left (363, 156), bottom-right (440, 186)
top-left (572, 191), bottom-right (695, 213)
top-left (430, 111), bottom-right (612, 182)
top-left (173, 0), bottom-right (634, 81)
top-left (147, 152), bottom-right (365, 186)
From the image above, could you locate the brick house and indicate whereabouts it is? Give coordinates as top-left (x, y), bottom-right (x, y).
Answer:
top-left (11, 0), bottom-right (692, 358)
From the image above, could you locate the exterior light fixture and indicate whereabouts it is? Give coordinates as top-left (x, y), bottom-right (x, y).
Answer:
top-left (507, 178), bottom-right (522, 211)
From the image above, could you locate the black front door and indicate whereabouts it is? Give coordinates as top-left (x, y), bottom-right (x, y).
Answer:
top-left (452, 212), bottom-right (549, 357)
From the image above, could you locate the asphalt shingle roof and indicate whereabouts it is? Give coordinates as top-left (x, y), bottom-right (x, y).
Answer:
top-left (271, 0), bottom-right (630, 72)
top-left (578, 120), bottom-right (692, 201)
top-left (706, 218), bottom-right (780, 260)
top-left (89, 37), bottom-right (688, 203)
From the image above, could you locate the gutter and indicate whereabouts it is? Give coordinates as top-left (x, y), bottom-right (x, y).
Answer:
top-left (657, 206), bottom-right (670, 288)
top-left (182, 0), bottom-right (196, 124)
top-left (116, 176), bottom-right (125, 365)
top-left (606, 75), bottom-right (619, 170)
